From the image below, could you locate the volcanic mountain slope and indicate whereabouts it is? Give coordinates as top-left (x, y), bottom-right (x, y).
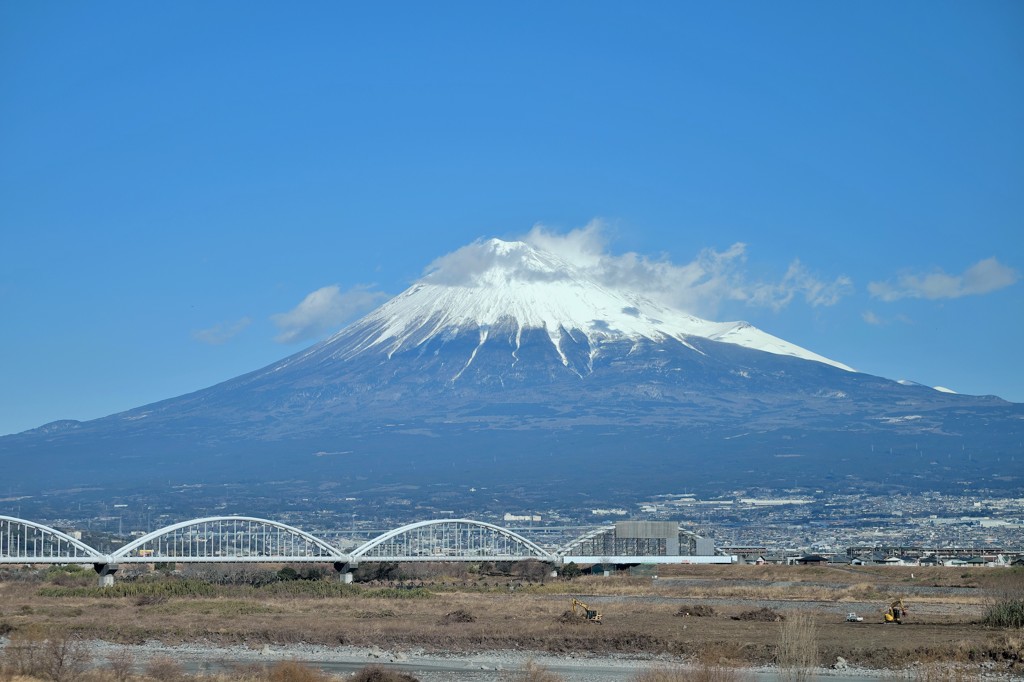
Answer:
top-left (3, 239), bottom-right (1022, 496)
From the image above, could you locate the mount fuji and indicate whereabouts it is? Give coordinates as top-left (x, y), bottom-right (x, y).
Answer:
top-left (3, 239), bottom-right (1022, 498)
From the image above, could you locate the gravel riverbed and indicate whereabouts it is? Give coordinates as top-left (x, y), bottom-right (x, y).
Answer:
top-left (39, 639), bottom-right (1010, 682)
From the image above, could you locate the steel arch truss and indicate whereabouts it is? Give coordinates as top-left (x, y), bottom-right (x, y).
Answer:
top-left (558, 525), bottom-right (713, 558)
top-left (557, 525), bottom-right (615, 557)
top-left (110, 516), bottom-right (346, 563)
top-left (353, 519), bottom-right (554, 562)
top-left (0, 515), bottom-right (105, 563)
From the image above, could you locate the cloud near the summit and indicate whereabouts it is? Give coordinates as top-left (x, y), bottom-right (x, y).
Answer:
top-left (522, 220), bottom-right (608, 269)
top-left (423, 240), bottom-right (564, 286)
top-left (868, 257), bottom-right (1019, 302)
top-left (272, 284), bottom-right (388, 344)
top-left (518, 221), bottom-right (853, 317)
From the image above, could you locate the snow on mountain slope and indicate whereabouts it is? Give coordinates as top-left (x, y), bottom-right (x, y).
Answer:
top-left (899, 380), bottom-right (958, 394)
top-left (322, 239), bottom-right (853, 371)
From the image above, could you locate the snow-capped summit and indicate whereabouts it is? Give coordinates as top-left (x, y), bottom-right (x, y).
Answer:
top-left (317, 238), bottom-right (852, 372)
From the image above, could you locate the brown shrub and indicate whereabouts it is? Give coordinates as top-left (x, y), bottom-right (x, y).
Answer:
top-left (223, 662), bottom-right (269, 679)
top-left (0, 630), bottom-right (92, 682)
top-left (145, 656), bottom-right (186, 682)
top-left (732, 607), bottom-right (784, 622)
top-left (0, 635), bottom-right (42, 679)
top-left (697, 639), bottom-right (755, 667)
top-left (103, 647), bottom-right (136, 682)
top-left (501, 660), bottom-right (565, 681)
top-left (350, 664), bottom-right (420, 682)
top-left (912, 663), bottom-right (975, 682)
top-left (675, 605), bottom-right (716, 617)
top-left (354, 609), bottom-right (396, 619)
top-left (439, 609), bottom-right (475, 624)
top-left (634, 664), bottom-right (748, 681)
top-left (135, 593), bottom-right (169, 606)
top-left (556, 610), bottom-right (588, 624)
top-left (267, 660), bottom-right (332, 682)
top-left (44, 633), bottom-right (93, 682)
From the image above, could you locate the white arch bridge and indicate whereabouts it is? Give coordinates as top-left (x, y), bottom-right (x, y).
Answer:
top-left (0, 515), bottom-right (733, 585)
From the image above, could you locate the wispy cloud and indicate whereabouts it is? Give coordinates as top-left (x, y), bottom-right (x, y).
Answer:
top-left (746, 259), bottom-right (853, 311)
top-left (272, 284), bottom-right (388, 344)
top-left (519, 221), bottom-right (852, 317)
top-left (192, 317), bottom-right (252, 345)
top-left (862, 310), bottom-right (914, 326)
top-left (522, 220), bottom-right (608, 269)
top-left (862, 310), bottom-right (883, 326)
top-left (869, 257), bottom-right (1019, 302)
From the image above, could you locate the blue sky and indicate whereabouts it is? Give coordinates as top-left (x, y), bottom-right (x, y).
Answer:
top-left (1, 2), bottom-right (1021, 435)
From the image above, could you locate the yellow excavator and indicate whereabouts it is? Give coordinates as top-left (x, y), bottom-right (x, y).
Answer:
top-left (571, 598), bottom-right (603, 624)
top-left (883, 598), bottom-right (907, 624)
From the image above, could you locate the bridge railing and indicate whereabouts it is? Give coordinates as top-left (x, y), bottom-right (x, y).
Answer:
top-left (110, 516), bottom-right (347, 563)
top-left (0, 515), bottom-right (105, 563)
top-left (352, 519), bottom-right (555, 562)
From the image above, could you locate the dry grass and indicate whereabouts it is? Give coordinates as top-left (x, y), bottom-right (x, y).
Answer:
top-left (734, 608), bottom-right (784, 622)
top-left (0, 630), bottom-right (92, 682)
top-left (500, 660), bottom-right (565, 681)
top-left (269, 661), bottom-right (338, 682)
top-left (652, 564), bottom-right (980, 588)
top-left (528, 568), bottom-right (986, 606)
top-left (633, 664), bottom-right (749, 682)
top-left (145, 656), bottom-right (187, 681)
top-left (0, 661), bottom-right (378, 681)
top-left (439, 608), bottom-right (476, 624)
top-left (0, 564), bottom-right (1018, 675)
top-left (775, 612), bottom-right (818, 682)
top-left (980, 567), bottom-right (1024, 627)
top-left (912, 663), bottom-right (978, 682)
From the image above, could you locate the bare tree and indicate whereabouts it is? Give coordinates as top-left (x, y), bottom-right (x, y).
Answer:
top-left (104, 647), bottom-right (136, 682)
top-left (40, 632), bottom-right (92, 682)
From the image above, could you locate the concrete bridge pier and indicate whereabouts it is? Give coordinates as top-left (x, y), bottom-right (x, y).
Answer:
top-left (333, 561), bottom-right (356, 584)
top-left (93, 563), bottom-right (118, 587)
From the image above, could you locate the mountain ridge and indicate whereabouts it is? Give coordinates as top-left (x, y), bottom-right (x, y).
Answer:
top-left (2, 238), bottom-right (1021, 498)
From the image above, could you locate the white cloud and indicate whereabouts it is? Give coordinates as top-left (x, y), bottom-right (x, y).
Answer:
top-left (272, 284), bottom-right (388, 344)
top-left (869, 257), bottom-right (1019, 302)
top-left (518, 221), bottom-right (852, 317)
top-left (523, 220), bottom-right (608, 269)
top-left (861, 310), bottom-right (914, 326)
top-left (192, 317), bottom-right (252, 345)
top-left (746, 259), bottom-right (854, 312)
top-left (423, 238), bottom-right (571, 286)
